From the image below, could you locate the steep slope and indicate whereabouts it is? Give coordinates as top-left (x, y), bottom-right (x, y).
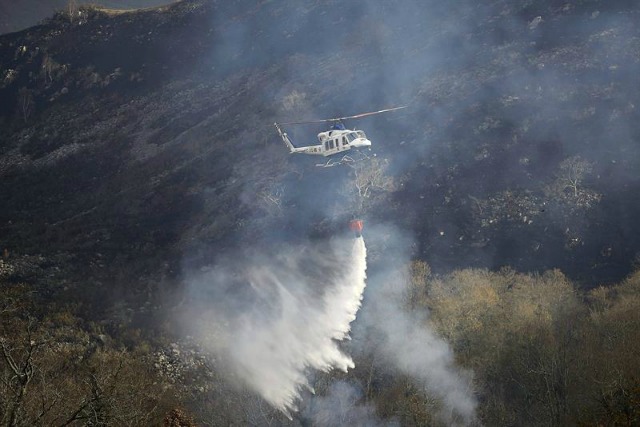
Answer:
top-left (0, 0), bottom-right (639, 298)
top-left (2, 1), bottom-right (640, 424)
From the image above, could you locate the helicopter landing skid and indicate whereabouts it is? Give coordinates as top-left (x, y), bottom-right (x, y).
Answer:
top-left (315, 151), bottom-right (372, 168)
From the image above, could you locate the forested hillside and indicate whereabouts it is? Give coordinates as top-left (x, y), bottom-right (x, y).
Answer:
top-left (1, 0), bottom-right (639, 425)
top-left (2, 260), bottom-right (639, 425)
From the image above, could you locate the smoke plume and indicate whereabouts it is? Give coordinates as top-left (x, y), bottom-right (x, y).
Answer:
top-left (352, 225), bottom-right (478, 425)
top-left (303, 380), bottom-right (393, 427)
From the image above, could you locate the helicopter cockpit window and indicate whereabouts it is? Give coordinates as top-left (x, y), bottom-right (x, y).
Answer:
top-left (356, 131), bottom-right (366, 139)
top-left (346, 133), bottom-right (356, 142)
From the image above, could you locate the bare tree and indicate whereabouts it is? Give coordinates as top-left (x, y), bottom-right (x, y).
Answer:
top-left (545, 155), bottom-right (601, 209)
top-left (344, 157), bottom-right (396, 213)
top-left (556, 156), bottom-right (593, 197)
top-left (41, 55), bottom-right (57, 84)
top-left (0, 319), bottom-right (43, 427)
top-left (67, 0), bottom-right (79, 23)
top-left (16, 87), bottom-right (34, 123)
top-left (258, 182), bottom-right (285, 217)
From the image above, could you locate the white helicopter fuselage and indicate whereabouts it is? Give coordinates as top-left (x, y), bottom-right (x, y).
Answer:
top-left (316, 129), bottom-right (371, 156)
top-left (275, 123), bottom-right (371, 157)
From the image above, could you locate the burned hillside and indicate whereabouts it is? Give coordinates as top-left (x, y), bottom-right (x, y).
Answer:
top-left (1, 1), bottom-right (640, 425)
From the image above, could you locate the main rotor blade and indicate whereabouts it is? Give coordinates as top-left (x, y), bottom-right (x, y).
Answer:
top-left (279, 118), bottom-right (339, 125)
top-left (335, 105), bottom-right (409, 121)
top-left (279, 105), bottom-right (408, 126)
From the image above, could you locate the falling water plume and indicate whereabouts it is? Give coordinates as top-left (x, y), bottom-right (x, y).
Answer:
top-left (187, 237), bottom-right (368, 416)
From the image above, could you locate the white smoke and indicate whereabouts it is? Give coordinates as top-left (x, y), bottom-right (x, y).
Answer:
top-left (353, 226), bottom-right (478, 425)
top-left (184, 237), bottom-right (367, 416)
top-left (364, 282), bottom-right (477, 425)
top-left (303, 380), bottom-right (395, 427)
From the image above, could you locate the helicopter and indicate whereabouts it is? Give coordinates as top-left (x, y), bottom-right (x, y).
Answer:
top-left (274, 106), bottom-right (407, 167)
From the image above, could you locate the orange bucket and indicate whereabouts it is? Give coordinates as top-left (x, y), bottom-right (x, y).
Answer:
top-left (349, 219), bottom-right (364, 237)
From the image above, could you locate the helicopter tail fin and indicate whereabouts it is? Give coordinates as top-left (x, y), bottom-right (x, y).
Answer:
top-left (274, 123), bottom-right (296, 153)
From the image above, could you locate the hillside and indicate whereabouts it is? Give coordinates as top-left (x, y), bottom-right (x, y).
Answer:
top-left (1, 0), bottom-right (640, 425)
top-left (2, 0), bottom-right (639, 286)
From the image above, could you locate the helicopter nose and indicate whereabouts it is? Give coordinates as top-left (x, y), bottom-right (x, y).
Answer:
top-left (359, 139), bottom-right (372, 147)
top-left (352, 139), bottom-right (371, 148)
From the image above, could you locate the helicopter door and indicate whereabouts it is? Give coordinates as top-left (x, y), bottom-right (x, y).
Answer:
top-left (325, 139), bottom-right (337, 152)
